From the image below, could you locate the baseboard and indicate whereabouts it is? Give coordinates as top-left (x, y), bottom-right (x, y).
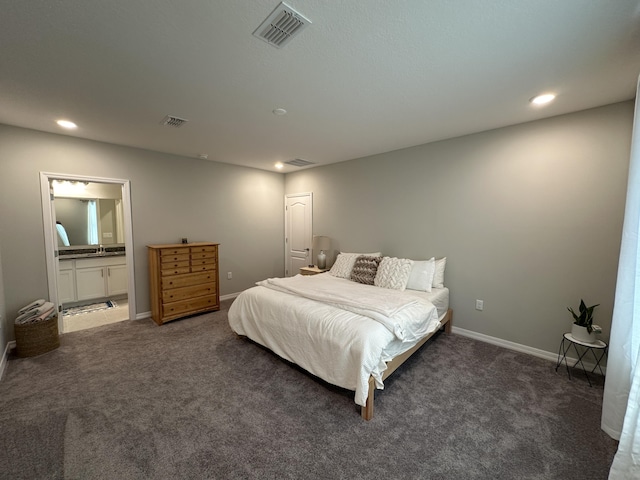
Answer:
top-left (0, 341), bottom-right (16, 380)
top-left (451, 326), bottom-right (606, 374)
top-left (136, 311), bottom-right (151, 320)
top-left (220, 292), bottom-right (241, 301)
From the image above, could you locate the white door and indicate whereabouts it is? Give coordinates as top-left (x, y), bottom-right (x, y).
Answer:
top-left (285, 193), bottom-right (312, 277)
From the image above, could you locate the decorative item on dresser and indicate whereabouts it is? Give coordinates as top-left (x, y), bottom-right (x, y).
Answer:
top-left (147, 242), bottom-right (219, 325)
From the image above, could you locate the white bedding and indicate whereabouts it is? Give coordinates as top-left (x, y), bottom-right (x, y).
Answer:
top-left (228, 273), bottom-right (446, 406)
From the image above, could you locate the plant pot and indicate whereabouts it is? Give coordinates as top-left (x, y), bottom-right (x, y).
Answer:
top-left (571, 323), bottom-right (597, 344)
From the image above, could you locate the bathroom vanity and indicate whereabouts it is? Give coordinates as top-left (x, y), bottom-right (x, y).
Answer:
top-left (58, 250), bottom-right (127, 304)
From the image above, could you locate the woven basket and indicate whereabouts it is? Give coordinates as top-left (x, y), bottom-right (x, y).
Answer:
top-left (14, 315), bottom-right (60, 358)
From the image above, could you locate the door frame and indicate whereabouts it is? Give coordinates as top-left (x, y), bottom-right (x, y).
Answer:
top-left (40, 172), bottom-right (136, 332)
top-left (284, 192), bottom-right (313, 276)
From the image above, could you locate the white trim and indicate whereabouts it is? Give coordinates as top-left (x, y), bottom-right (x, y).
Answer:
top-left (0, 341), bottom-right (16, 380)
top-left (221, 292), bottom-right (241, 301)
top-left (40, 172), bottom-right (137, 333)
top-left (452, 326), bottom-right (606, 374)
top-left (136, 311), bottom-right (151, 321)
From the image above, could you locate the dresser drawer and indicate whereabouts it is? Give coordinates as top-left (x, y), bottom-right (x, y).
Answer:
top-left (191, 257), bottom-right (217, 267)
top-left (161, 266), bottom-right (191, 276)
top-left (161, 253), bottom-right (190, 264)
top-left (161, 271), bottom-right (216, 290)
top-left (161, 294), bottom-right (218, 318)
top-left (161, 259), bottom-right (190, 269)
top-left (191, 251), bottom-right (217, 260)
top-left (161, 283), bottom-right (217, 303)
top-left (190, 263), bottom-right (217, 272)
top-left (161, 247), bottom-right (189, 256)
top-left (190, 245), bottom-right (217, 254)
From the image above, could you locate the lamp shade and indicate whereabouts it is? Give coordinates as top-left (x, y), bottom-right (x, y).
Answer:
top-left (313, 235), bottom-right (331, 251)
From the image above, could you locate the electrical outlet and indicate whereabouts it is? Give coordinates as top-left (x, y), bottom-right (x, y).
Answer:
top-left (475, 299), bottom-right (484, 311)
top-left (227, 272), bottom-right (232, 280)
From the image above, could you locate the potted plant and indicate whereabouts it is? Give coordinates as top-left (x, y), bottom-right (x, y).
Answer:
top-left (567, 299), bottom-right (601, 343)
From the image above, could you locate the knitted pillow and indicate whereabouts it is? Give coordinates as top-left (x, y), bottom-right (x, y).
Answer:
top-left (374, 257), bottom-right (414, 291)
top-left (350, 256), bottom-right (382, 285)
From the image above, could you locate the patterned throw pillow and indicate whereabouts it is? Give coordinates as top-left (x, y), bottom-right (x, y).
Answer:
top-left (374, 257), bottom-right (414, 291)
top-left (351, 256), bottom-right (382, 285)
top-left (329, 252), bottom-right (382, 279)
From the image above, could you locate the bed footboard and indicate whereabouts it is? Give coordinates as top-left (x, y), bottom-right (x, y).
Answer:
top-left (361, 308), bottom-right (453, 420)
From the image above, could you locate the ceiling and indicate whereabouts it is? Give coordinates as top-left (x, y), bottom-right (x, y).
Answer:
top-left (1, 1), bottom-right (639, 173)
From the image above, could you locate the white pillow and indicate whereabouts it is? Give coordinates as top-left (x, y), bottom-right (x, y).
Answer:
top-left (433, 257), bottom-right (446, 288)
top-left (406, 257), bottom-right (435, 292)
top-left (374, 257), bottom-right (414, 291)
top-left (329, 252), bottom-right (381, 279)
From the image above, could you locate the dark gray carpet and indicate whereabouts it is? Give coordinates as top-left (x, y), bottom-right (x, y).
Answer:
top-left (0, 299), bottom-right (617, 479)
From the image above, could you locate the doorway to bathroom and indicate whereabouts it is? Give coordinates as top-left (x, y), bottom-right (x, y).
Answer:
top-left (40, 172), bottom-right (136, 334)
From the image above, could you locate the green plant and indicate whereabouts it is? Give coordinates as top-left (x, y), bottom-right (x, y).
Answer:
top-left (567, 299), bottom-right (600, 333)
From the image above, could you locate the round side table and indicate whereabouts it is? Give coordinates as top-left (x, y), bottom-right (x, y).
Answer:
top-left (555, 333), bottom-right (607, 387)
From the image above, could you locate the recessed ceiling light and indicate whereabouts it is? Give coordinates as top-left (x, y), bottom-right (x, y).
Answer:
top-left (530, 93), bottom-right (556, 106)
top-left (56, 119), bottom-right (78, 129)
top-left (272, 108), bottom-right (287, 116)
top-left (198, 153), bottom-right (209, 160)
top-left (275, 162), bottom-right (284, 170)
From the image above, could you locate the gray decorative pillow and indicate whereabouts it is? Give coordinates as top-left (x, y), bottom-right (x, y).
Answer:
top-left (351, 256), bottom-right (382, 285)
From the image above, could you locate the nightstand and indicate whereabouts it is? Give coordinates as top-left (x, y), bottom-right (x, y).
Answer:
top-left (299, 266), bottom-right (329, 276)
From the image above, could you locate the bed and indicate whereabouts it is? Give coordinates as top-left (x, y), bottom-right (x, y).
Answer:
top-left (228, 256), bottom-right (451, 420)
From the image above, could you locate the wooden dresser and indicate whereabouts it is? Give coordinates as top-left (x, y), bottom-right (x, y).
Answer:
top-left (148, 242), bottom-right (219, 325)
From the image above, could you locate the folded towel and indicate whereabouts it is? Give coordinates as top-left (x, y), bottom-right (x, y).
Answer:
top-left (15, 302), bottom-right (55, 325)
top-left (18, 299), bottom-right (46, 315)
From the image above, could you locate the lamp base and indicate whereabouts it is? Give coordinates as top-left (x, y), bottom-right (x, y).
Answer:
top-left (317, 251), bottom-right (327, 269)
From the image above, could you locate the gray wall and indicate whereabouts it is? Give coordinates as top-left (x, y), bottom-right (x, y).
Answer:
top-left (0, 248), bottom-right (6, 354)
top-left (0, 125), bottom-right (285, 342)
top-left (285, 102), bottom-right (633, 354)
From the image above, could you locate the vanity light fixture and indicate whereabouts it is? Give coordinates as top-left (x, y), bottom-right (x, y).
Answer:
top-left (530, 93), bottom-right (556, 106)
top-left (56, 119), bottom-right (78, 129)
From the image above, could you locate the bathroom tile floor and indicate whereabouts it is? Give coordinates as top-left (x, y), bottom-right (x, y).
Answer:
top-left (63, 298), bottom-right (129, 333)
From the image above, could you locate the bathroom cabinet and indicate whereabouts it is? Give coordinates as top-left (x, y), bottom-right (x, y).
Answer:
top-left (58, 256), bottom-right (127, 304)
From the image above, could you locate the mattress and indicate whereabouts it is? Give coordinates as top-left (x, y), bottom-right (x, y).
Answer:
top-left (228, 273), bottom-right (445, 406)
top-left (404, 286), bottom-right (450, 319)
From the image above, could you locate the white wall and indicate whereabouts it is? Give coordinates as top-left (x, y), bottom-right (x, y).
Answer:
top-left (285, 102), bottom-right (634, 354)
top-left (0, 125), bottom-right (286, 343)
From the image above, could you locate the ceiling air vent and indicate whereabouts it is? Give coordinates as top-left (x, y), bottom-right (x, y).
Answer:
top-left (253, 2), bottom-right (311, 48)
top-left (160, 115), bottom-right (189, 128)
top-left (285, 158), bottom-right (315, 167)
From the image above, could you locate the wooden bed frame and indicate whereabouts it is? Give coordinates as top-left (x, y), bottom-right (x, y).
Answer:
top-left (361, 308), bottom-right (453, 420)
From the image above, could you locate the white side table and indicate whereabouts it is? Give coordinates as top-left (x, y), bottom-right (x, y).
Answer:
top-left (555, 332), bottom-right (608, 387)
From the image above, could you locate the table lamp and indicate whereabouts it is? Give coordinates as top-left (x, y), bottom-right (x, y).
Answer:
top-left (313, 235), bottom-right (331, 269)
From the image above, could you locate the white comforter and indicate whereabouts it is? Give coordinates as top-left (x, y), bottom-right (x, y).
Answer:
top-left (228, 274), bottom-right (441, 406)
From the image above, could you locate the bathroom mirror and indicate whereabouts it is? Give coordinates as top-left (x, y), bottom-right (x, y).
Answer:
top-left (52, 180), bottom-right (125, 247)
